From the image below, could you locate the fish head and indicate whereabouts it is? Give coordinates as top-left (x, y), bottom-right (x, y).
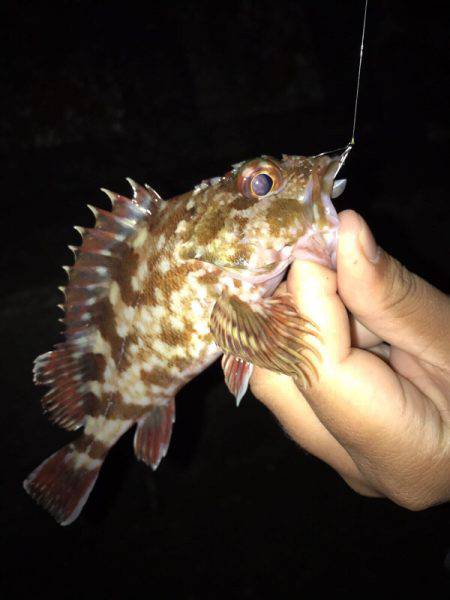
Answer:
top-left (179, 153), bottom-right (346, 283)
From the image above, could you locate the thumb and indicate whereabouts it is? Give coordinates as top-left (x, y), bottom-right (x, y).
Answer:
top-left (337, 210), bottom-right (450, 365)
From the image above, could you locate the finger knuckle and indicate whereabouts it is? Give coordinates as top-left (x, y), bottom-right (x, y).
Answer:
top-left (378, 255), bottom-right (421, 318)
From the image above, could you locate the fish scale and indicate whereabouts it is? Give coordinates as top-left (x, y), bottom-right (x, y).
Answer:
top-left (24, 152), bottom-right (347, 525)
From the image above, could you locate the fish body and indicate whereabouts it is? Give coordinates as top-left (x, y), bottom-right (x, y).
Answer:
top-left (24, 153), bottom-right (346, 525)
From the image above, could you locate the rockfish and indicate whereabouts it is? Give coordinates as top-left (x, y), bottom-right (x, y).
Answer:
top-left (24, 153), bottom-right (347, 525)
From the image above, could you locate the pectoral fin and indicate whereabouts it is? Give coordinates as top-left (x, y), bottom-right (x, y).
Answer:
top-left (210, 294), bottom-right (320, 387)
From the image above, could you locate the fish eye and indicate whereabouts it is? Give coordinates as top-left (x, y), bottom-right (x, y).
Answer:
top-left (237, 158), bottom-right (283, 199)
top-left (251, 173), bottom-right (274, 196)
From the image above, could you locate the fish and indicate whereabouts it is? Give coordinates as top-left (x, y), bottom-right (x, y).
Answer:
top-left (23, 152), bottom-right (347, 525)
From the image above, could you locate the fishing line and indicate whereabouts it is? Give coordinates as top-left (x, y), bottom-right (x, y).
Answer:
top-left (351, 0), bottom-right (368, 146)
top-left (316, 0), bottom-right (369, 175)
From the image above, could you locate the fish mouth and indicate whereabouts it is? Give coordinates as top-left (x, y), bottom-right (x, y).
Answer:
top-left (291, 155), bottom-right (346, 268)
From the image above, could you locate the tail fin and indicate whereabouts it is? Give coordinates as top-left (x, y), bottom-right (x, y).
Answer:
top-left (23, 442), bottom-right (103, 526)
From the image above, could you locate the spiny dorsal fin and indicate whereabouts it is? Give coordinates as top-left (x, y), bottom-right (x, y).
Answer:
top-left (34, 180), bottom-right (161, 430)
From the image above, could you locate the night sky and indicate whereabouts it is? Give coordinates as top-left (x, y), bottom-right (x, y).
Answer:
top-left (2, 1), bottom-right (449, 597)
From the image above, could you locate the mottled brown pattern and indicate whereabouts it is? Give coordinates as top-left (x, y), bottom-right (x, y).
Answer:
top-left (153, 196), bottom-right (193, 239)
top-left (107, 392), bottom-right (155, 420)
top-left (191, 203), bottom-right (230, 245)
top-left (266, 197), bottom-right (304, 236)
top-left (233, 215), bottom-right (249, 228)
top-left (177, 243), bottom-right (199, 261)
top-left (141, 260), bottom-right (159, 306)
top-left (168, 355), bottom-right (195, 371)
top-left (116, 245), bottom-right (140, 306)
top-left (166, 263), bottom-right (201, 294)
top-left (84, 352), bottom-right (107, 383)
top-left (141, 367), bottom-right (175, 387)
top-left (97, 298), bottom-right (127, 368)
top-left (119, 333), bottom-right (141, 374)
top-left (84, 392), bottom-right (103, 417)
top-left (230, 197), bottom-right (258, 210)
top-left (140, 314), bottom-right (207, 372)
top-left (143, 260), bottom-right (201, 306)
top-left (142, 341), bottom-right (193, 372)
top-left (160, 319), bottom-right (192, 346)
top-left (227, 244), bottom-right (253, 267)
top-left (197, 271), bottom-right (220, 285)
top-left (76, 435), bottom-right (109, 459)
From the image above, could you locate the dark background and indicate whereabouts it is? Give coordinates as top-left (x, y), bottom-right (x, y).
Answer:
top-left (1, 0), bottom-right (449, 597)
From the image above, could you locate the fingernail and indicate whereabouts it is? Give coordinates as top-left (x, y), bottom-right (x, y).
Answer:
top-left (358, 218), bottom-right (381, 263)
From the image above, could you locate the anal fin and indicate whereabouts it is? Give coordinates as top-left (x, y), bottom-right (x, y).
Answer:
top-left (221, 353), bottom-right (253, 406)
top-left (134, 400), bottom-right (175, 470)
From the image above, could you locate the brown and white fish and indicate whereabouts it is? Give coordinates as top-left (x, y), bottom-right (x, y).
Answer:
top-left (24, 152), bottom-right (347, 525)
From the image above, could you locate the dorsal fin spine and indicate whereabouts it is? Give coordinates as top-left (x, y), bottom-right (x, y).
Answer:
top-left (34, 178), bottom-right (158, 439)
top-left (74, 226), bottom-right (86, 238)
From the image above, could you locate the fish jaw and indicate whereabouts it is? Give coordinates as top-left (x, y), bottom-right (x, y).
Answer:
top-left (230, 225), bottom-right (338, 286)
top-left (219, 225), bottom-right (338, 286)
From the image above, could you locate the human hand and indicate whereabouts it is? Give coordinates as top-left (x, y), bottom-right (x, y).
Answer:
top-left (250, 210), bottom-right (450, 509)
